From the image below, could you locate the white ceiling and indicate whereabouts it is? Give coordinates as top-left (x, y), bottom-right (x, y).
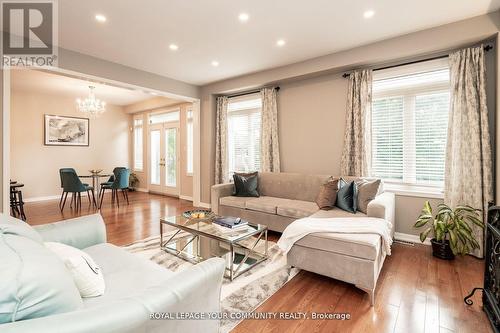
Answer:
top-left (10, 69), bottom-right (181, 106)
top-left (56, 0), bottom-right (500, 85)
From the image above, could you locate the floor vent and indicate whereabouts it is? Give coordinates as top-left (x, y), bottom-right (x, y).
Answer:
top-left (394, 239), bottom-right (415, 246)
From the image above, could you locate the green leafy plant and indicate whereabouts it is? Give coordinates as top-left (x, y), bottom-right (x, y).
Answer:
top-left (414, 201), bottom-right (484, 255)
top-left (129, 172), bottom-right (139, 190)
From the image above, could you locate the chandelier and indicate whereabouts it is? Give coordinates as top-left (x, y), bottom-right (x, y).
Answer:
top-left (76, 86), bottom-right (106, 116)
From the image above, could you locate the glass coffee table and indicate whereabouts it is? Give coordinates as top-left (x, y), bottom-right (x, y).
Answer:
top-left (160, 215), bottom-right (268, 280)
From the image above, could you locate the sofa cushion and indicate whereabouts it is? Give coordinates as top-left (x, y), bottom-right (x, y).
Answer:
top-left (82, 243), bottom-right (173, 307)
top-left (257, 172), bottom-right (332, 201)
top-left (356, 179), bottom-right (381, 214)
top-left (0, 228), bottom-right (83, 323)
top-left (310, 208), bottom-right (367, 219)
top-left (245, 196), bottom-right (292, 214)
top-left (0, 214), bottom-right (42, 243)
top-left (277, 200), bottom-right (319, 219)
top-left (294, 232), bottom-right (381, 261)
top-left (233, 173), bottom-right (259, 197)
top-left (315, 178), bottom-right (339, 210)
top-left (45, 242), bottom-right (105, 298)
top-left (336, 179), bottom-right (358, 213)
top-left (220, 196), bottom-right (249, 209)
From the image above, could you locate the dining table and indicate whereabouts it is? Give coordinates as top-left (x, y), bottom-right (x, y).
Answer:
top-left (79, 172), bottom-right (112, 200)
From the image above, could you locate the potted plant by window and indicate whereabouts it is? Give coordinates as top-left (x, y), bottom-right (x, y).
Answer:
top-left (129, 172), bottom-right (139, 191)
top-left (414, 201), bottom-right (484, 259)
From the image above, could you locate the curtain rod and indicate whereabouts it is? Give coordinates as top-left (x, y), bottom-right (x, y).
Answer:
top-left (227, 86), bottom-right (280, 99)
top-left (342, 44), bottom-right (493, 78)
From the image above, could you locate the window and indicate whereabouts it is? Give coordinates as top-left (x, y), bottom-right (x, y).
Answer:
top-left (186, 108), bottom-right (194, 175)
top-left (371, 59), bottom-right (450, 190)
top-left (149, 110), bottom-right (180, 124)
top-left (227, 94), bottom-right (262, 177)
top-left (133, 117), bottom-right (143, 171)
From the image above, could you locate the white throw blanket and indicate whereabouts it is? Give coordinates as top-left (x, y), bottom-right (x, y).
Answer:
top-left (277, 217), bottom-right (393, 255)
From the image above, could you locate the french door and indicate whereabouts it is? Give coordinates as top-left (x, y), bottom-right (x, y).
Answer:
top-left (149, 122), bottom-right (180, 196)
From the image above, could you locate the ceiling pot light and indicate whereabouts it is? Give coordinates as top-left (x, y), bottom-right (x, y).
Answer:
top-left (238, 13), bottom-right (249, 22)
top-left (211, 60), bottom-right (219, 67)
top-left (363, 10), bottom-right (375, 18)
top-left (276, 39), bottom-right (286, 47)
top-left (95, 14), bottom-right (107, 22)
top-left (169, 44), bottom-right (179, 51)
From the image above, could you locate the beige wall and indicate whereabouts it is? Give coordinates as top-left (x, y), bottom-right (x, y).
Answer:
top-left (0, 68), bottom-right (3, 211)
top-left (199, 11), bottom-right (500, 237)
top-left (10, 89), bottom-right (130, 199)
top-left (128, 99), bottom-right (193, 198)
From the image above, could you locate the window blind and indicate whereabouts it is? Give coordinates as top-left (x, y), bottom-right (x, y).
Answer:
top-left (227, 94), bottom-right (262, 177)
top-left (371, 59), bottom-right (450, 188)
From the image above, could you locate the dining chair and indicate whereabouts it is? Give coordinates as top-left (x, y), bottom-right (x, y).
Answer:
top-left (100, 167), bottom-right (127, 187)
top-left (60, 169), bottom-right (97, 210)
top-left (59, 168), bottom-right (91, 209)
top-left (99, 168), bottom-right (130, 208)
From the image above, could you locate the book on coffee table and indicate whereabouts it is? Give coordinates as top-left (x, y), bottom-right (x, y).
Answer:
top-left (213, 216), bottom-right (248, 229)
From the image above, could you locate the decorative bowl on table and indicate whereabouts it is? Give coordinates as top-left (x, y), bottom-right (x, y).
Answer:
top-left (182, 209), bottom-right (214, 220)
top-left (89, 169), bottom-right (103, 175)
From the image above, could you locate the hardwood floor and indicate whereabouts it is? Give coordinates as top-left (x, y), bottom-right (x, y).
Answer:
top-left (23, 191), bottom-right (491, 333)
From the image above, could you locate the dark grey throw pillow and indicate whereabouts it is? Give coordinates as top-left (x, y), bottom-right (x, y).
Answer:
top-left (233, 173), bottom-right (259, 197)
top-left (335, 179), bottom-right (358, 213)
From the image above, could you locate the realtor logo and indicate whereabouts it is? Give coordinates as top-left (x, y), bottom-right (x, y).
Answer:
top-left (1, 0), bottom-right (58, 68)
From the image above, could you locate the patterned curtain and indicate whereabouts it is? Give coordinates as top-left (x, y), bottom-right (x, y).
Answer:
top-left (340, 69), bottom-right (373, 177)
top-left (260, 87), bottom-right (281, 172)
top-left (445, 45), bottom-right (493, 258)
top-left (215, 96), bottom-right (228, 184)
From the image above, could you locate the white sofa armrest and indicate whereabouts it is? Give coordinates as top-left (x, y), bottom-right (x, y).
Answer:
top-left (367, 192), bottom-right (395, 236)
top-left (210, 183), bottom-right (234, 215)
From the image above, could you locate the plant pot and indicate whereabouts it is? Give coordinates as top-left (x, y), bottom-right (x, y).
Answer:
top-left (430, 238), bottom-right (455, 260)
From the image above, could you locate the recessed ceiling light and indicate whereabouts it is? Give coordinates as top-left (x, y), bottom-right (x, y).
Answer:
top-left (169, 44), bottom-right (179, 51)
top-left (95, 14), bottom-right (107, 22)
top-left (238, 13), bottom-right (249, 22)
top-left (276, 39), bottom-right (286, 47)
top-left (363, 10), bottom-right (375, 18)
top-left (211, 60), bottom-right (219, 67)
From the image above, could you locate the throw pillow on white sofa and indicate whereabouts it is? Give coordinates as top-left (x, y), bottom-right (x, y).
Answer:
top-left (45, 242), bottom-right (105, 297)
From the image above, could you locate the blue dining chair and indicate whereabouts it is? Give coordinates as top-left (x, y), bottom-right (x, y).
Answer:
top-left (100, 167), bottom-right (127, 187)
top-left (60, 169), bottom-right (96, 210)
top-left (59, 168), bottom-right (90, 209)
top-left (99, 168), bottom-right (130, 208)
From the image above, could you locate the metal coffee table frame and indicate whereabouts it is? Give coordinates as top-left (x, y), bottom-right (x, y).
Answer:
top-left (160, 218), bottom-right (268, 280)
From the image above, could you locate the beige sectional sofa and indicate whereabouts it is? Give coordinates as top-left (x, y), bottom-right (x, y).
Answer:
top-left (211, 172), bottom-right (395, 305)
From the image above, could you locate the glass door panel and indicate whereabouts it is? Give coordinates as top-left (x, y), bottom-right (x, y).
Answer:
top-left (165, 128), bottom-right (177, 187)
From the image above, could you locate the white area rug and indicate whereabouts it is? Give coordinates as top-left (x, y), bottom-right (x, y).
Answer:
top-left (124, 234), bottom-right (299, 332)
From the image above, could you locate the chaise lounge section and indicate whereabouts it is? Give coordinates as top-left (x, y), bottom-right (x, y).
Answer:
top-left (211, 172), bottom-right (395, 304)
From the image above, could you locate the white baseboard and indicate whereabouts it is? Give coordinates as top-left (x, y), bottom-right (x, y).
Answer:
top-left (24, 195), bottom-right (61, 202)
top-left (24, 192), bottom-right (92, 203)
top-left (135, 188), bottom-right (148, 193)
top-left (394, 232), bottom-right (431, 246)
top-left (198, 202), bottom-right (211, 209)
top-left (179, 195), bottom-right (193, 201)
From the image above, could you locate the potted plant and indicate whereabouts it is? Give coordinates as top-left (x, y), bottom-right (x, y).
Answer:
top-left (414, 201), bottom-right (484, 259)
top-left (129, 172), bottom-right (139, 191)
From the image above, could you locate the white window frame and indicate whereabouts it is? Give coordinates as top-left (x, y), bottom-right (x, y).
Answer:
top-left (186, 108), bottom-right (194, 176)
top-left (226, 93), bottom-right (262, 179)
top-left (133, 115), bottom-right (144, 172)
top-left (371, 59), bottom-right (450, 198)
